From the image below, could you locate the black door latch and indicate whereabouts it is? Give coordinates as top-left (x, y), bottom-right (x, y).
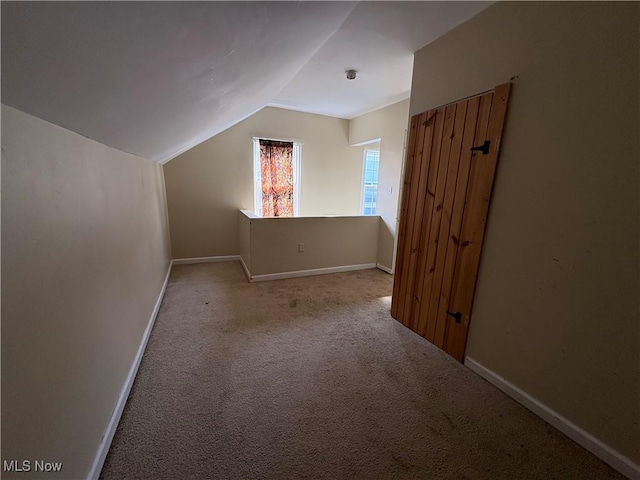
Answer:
top-left (446, 311), bottom-right (462, 323)
top-left (471, 140), bottom-right (491, 155)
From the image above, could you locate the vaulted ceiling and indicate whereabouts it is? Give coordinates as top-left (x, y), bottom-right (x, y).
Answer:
top-left (1, 2), bottom-right (490, 163)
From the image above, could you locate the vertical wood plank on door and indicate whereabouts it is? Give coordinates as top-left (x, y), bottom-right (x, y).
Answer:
top-left (445, 83), bottom-right (512, 361)
top-left (432, 95), bottom-right (483, 348)
top-left (397, 112), bottom-right (428, 325)
top-left (400, 112), bottom-right (435, 326)
top-left (425, 100), bottom-right (469, 346)
top-left (416, 105), bottom-right (456, 339)
top-left (443, 93), bottom-right (493, 355)
top-left (391, 114), bottom-right (420, 318)
top-left (409, 108), bottom-right (445, 332)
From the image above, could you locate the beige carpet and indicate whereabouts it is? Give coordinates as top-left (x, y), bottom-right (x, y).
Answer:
top-left (100, 262), bottom-right (624, 480)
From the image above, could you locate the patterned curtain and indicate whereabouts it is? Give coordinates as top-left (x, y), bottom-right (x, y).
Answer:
top-left (260, 140), bottom-right (294, 217)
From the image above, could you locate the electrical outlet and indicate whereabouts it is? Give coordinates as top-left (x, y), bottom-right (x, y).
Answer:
top-left (298, 243), bottom-right (304, 253)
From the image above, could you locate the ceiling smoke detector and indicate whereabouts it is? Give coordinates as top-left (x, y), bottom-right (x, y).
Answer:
top-left (345, 69), bottom-right (357, 80)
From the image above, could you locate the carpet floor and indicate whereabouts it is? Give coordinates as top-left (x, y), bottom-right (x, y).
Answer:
top-left (100, 262), bottom-right (624, 480)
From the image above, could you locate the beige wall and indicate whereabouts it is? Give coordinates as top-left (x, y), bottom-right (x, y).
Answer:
top-left (244, 213), bottom-right (378, 277)
top-left (1, 105), bottom-right (172, 479)
top-left (410, 2), bottom-right (639, 464)
top-left (164, 107), bottom-right (363, 259)
top-left (238, 210), bottom-right (253, 274)
top-left (349, 100), bottom-right (410, 271)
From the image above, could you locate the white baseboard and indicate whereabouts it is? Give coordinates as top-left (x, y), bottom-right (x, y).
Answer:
top-left (87, 262), bottom-right (173, 480)
top-left (249, 263), bottom-right (377, 282)
top-left (172, 255), bottom-right (240, 265)
top-left (376, 263), bottom-right (393, 274)
top-left (464, 357), bottom-right (640, 480)
top-left (239, 256), bottom-right (251, 282)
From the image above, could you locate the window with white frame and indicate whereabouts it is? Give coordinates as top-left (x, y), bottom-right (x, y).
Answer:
top-left (253, 138), bottom-right (301, 217)
top-left (361, 149), bottom-right (380, 216)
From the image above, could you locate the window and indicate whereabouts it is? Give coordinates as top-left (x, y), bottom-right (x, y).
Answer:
top-left (253, 138), bottom-right (301, 217)
top-left (362, 149), bottom-right (380, 215)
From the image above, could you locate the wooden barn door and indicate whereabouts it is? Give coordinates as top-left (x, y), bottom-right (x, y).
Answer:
top-left (391, 83), bottom-right (511, 362)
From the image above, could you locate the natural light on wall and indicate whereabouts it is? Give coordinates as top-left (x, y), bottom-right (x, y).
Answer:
top-left (253, 137), bottom-right (301, 217)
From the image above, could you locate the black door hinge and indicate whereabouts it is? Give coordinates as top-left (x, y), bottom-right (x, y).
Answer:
top-left (471, 140), bottom-right (491, 155)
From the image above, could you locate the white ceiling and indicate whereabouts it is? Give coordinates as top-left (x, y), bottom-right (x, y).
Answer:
top-left (271, 1), bottom-right (491, 119)
top-left (1, 2), bottom-right (490, 163)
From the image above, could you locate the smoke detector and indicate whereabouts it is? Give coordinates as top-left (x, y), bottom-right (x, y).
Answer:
top-left (345, 69), bottom-right (357, 80)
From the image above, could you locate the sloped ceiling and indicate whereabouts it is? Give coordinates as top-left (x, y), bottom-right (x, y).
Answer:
top-left (1, 2), bottom-right (490, 163)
